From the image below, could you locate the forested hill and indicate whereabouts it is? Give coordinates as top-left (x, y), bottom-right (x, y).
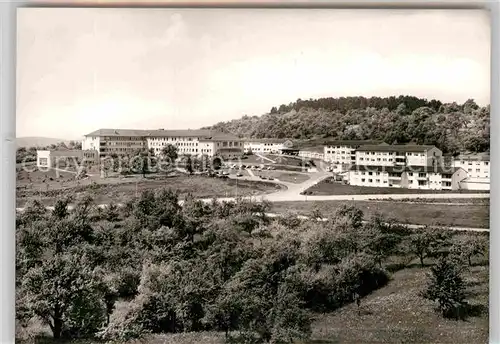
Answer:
top-left (203, 96), bottom-right (490, 154)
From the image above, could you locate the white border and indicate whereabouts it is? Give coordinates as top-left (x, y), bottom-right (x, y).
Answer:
top-left (1, 2), bottom-right (497, 343)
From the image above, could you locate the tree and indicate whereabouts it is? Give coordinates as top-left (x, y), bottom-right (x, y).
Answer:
top-left (213, 157), bottom-right (222, 170)
top-left (160, 144), bottom-right (178, 172)
top-left (408, 227), bottom-right (451, 267)
top-left (423, 257), bottom-right (467, 320)
top-left (450, 235), bottom-right (488, 267)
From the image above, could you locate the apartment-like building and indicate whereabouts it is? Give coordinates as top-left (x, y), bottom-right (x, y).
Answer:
top-left (82, 129), bottom-right (244, 159)
top-left (452, 154), bottom-right (490, 179)
top-left (298, 147), bottom-right (324, 160)
top-left (345, 144), bottom-right (469, 190)
top-left (354, 144), bottom-right (443, 167)
top-left (324, 140), bottom-right (383, 172)
top-left (243, 139), bottom-right (294, 154)
top-left (348, 165), bottom-right (467, 190)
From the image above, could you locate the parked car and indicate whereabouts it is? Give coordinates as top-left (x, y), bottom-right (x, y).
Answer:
top-left (261, 176), bottom-right (268, 180)
top-left (236, 173), bottom-right (243, 177)
top-left (222, 171), bottom-right (230, 176)
top-left (268, 177), bottom-right (274, 180)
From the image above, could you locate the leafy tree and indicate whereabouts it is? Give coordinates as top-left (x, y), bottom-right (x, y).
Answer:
top-left (423, 256), bottom-right (467, 320)
top-left (408, 227), bottom-right (451, 267)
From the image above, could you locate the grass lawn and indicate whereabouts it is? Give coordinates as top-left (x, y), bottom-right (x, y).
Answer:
top-left (253, 170), bottom-right (310, 184)
top-left (271, 201), bottom-right (490, 228)
top-left (16, 175), bottom-right (284, 208)
top-left (304, 179), bottom-right (490, 196)
top-left (309, 264), bottom-right (488, 344)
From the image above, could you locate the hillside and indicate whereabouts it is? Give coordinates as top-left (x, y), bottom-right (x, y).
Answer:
top-left (16, 136), bottom-right (70, 148)
top-left (203, 95), bottom-right (490, 154)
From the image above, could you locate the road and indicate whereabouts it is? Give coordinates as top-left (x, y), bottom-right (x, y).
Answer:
top-left (15, 168), bottom-right (489, 231)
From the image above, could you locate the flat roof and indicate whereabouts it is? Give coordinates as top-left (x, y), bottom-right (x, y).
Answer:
top-left (84, 128), bottom-right (240, 140)
top-left (38, 149), bottom-right (83, 157)
top-left (356, 144), bottom-right (437, 153)
top-left (455, 153), bottom-right (490, 161)
top-left (323, 140), bottom-right (384, 146)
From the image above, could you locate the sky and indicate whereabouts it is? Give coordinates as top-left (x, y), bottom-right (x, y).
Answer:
top-left (16, 8), bottom-right (490, 140)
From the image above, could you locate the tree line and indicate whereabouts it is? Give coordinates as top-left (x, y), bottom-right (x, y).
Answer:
top-left (204, 96), bottom-right (490, 154)
top-left (16, 189), bottom-right (488, 343)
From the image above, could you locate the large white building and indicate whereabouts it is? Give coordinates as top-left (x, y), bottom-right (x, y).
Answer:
top-left (324, 140), bottom-right (383, 172)
top-left (82, 129), bottom-right (244, 159)
top-left (298, 147), bottom-right (324, 160)
top-left (345, 144), bottom-right (470, 190)
top-left (347, 165), bottom-right (467, 190)
top-left (354, 144), bottom-right (443, 167)
top-left (452, 154), bottom-right (490, 179)
top-left (243, 139), bottom-right (294, 154)
top-left (452, 153), bottom-right (490, 191)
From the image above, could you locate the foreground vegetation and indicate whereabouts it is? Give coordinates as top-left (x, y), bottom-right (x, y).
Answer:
top-left (16, 187), bottom-right (489, 343)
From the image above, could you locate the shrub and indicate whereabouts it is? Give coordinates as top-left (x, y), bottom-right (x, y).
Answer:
top-left (423, 256), bottom-right (467, 320)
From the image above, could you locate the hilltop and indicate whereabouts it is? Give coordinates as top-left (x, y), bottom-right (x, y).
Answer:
top-left (202, 95), bottom-right (490, 154)
top-left (16, 136), bottom-right (70, 148)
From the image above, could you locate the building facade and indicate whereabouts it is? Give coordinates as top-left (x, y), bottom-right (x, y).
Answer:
top-left (298, 148), bottom-right (324, 160)
top-left (36, 149), bottom-right (93, 168)
top-left (324, 140), bottom-right (383, 172)
top-left (452, 154), bottom-right (490, 179)
top-left (348, 165), bottom-right (467, 190)
top-left (82, 129), bottom-right (244, 159)
top-left (243, 139), bottom-right (294, 154)
top-left (345, 144), bottom-right (467, 190)
top-left (354, 144), bottom-right (443, 167)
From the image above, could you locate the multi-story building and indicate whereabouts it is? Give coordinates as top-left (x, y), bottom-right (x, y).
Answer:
top-left (298, 147), bottom-right (324, 160)
top-left (345, 144), bottom-right (469, 190)
top-left (324, 140), bottom-right (383, 172)
top-left (452, 154), bottom-right (490, 179)
top-left (347, 165), bottom-right (467, 190)
top-left (82, 129), bottom-right (244, 159)
top-left (243, 139), bottom-right (294, 154)
top-left (354, 144), bottom-right (443, 167)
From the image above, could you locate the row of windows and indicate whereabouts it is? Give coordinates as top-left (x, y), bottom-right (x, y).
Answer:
top-left (462, 161), bottom-right (489, 166)
top-left (359, 151), bottom-right (426, 157)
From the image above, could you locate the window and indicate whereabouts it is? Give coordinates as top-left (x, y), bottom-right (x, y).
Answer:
top-left (368, 179), bottom-right (373, 183)
top-left (468, 168), bottom-right (472, 172)
top-left (476, 169), bottom-right (481, 173)
top-left (376, 179), bottom-right (380, 183)
top-left (418, 173), bottom-right (426, 178)
top-left (369, 172), bottom-right (373, 176)
top-left (418, 180), bottom-right (427, 186)
top-left (408, 172), bottom-right (413, 176)
top-left (361, 178), bottom-right (365, 182)
top-left (485, 162), bottom-right (489, 166)
top-left (39, 158), bottom-right (48, 166)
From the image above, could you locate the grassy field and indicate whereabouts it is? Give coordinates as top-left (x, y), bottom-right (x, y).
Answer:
top-left (304, 178), bottom-right (490, 196)
top-left (16, 175), bottom-right (284, 207)
top-left (271, 200), bottom-right (490, 228)
top-left (253, 170), bottom-right (310, 184)
top-left (309, 264), bottom-right (488, 344)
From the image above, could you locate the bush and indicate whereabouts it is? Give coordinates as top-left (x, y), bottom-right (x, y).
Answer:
top-left (423, 256), bottom-right (467, 320)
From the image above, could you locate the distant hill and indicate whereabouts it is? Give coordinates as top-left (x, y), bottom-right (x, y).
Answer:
top-left (16, 137), bottom-right (71, 148)
top-left (202, 95), bottom-right (490, 154)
